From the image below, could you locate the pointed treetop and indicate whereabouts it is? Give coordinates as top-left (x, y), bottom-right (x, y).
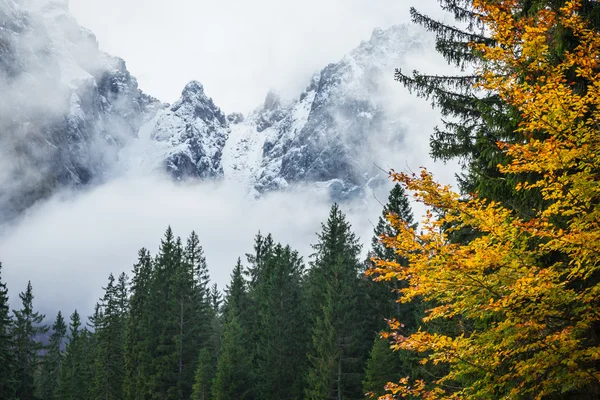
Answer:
top-left (312, 203), bottom-right (362, 260)
top-left (69, 310), bottom-right (81, 338)
top-left (224, 258), bottom-right (247, 318)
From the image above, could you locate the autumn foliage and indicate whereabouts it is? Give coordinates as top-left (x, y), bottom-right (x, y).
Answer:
top-left (370, 0), bottom-right (600, 398)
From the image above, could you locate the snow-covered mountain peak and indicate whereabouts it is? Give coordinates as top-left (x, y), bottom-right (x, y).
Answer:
top-left (122, 80), bottom-right (228, 180)
top-left (170, 80), bottom-right (227, 126)
top-left (179, 80), bottom-right (206, 100)
top-left (337, 25), bottom-right (424, 87)
top-left (222, 23), bottom-right (425, 200)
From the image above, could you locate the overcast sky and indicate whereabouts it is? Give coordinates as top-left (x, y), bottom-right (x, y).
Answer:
top-left (69, 0), bottom-right (443, 112)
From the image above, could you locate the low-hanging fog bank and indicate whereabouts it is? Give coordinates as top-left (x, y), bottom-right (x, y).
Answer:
top-left (0, 174), bottom-right (382, 317)
top-left (0, 148), bottom-right (457, 319)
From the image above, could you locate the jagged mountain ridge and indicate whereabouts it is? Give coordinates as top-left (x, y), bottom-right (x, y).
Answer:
top-left (0, 0), bottom-right (430, 222)
top-left (132, 25), bottom-right (424, 198)
top-left (131, 24), bottom-right (427, 198)
top-left (222, 25), bottom-right (426, 199)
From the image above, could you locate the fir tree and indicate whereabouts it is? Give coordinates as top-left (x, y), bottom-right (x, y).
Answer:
top-left (254, 243), bottom-right (308, 400)
top-left (39, 311), bottom-right (67, 400)
top-left (0, 263), bottom-right (15, 400)
top-left (91, 273), bottom-right (127, 400)
top-left (304, 204), bottom-right (370, 400)
top-left (124, 248), bottom-right (154, 400)
top-left (58, 310), bottom-right (91, 400)
top-left (209, 283), bottom-right (222, 314)
top-left (305, 286), bottom-right (339, 400)
top-left (212, 260), bottom-right (253, 400)
top-left (212, 313), bottom-right (252, 400)
top-left (12, 281), bottom-right (48, 400)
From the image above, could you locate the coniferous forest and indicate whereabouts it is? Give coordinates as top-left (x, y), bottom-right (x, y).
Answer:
top-left (0, 192), bottom-right (423, 400)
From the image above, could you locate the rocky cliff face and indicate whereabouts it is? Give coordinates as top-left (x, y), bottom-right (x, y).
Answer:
top-left (0, 0), bottom-right (160, 221)
top-left (223, 25), bottom-right (425, 199)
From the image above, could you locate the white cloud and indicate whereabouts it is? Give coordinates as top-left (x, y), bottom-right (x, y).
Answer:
top-left (69, 0), bottom-right (447, 112)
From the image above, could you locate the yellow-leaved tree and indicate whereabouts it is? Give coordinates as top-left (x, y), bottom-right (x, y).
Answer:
top-left (370, 0), bottom-right (600, 398)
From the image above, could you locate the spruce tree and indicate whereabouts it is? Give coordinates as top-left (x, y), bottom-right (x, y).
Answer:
top-left (182, 232), bottom-right (213, 389)
top-left (124, 248), bottom-right (154, 400)
top-left (209, 283), bottom-right (222, 314)
top-left (394, 0), bottom-right (519, 209)
top-left (212, 260), bottom-right (253, 400)
top-left (222, 258), bottom-right (249, 317)
top-left (396, 0), bottom-right (600, 215)
top-left (141, 227), bottom-right (209, 400)
top-left (185, 231), bottom-right (211, 309)
top-left (254, 243), bottom-right (308, 400)
top-left (58, 310), bottom-right (91, 400)
top-left (79, 327), bottom-right (95, 399)
top-left (0, 263), bottom-right (15, 400)
top-left (91, 273), bottom-right (127, 400)
top-left (207, 283), bottom-right (223, 368)
top-left (305, 286), bottom-right (339, 400)
top-left (171, 232), bottom-right (212, 400)
top-left (370, 184), bottom-right (415, 263)
top-left (12, 281), bottom-right (47, 400)
top-left (369, 189), bottom-right (460, 391)
top-left (39, 311), bottom-right (67, 400)
top-left (304, 204), bottom-right (370, 400)
top-left (212, 313), bottom-right (252, 400)
top-left (306, 205), bottom-right (361, 313)
top-left (146, 227), bottom-right (182, 399)
top-left (245, 232), bottom-right (274, 287)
